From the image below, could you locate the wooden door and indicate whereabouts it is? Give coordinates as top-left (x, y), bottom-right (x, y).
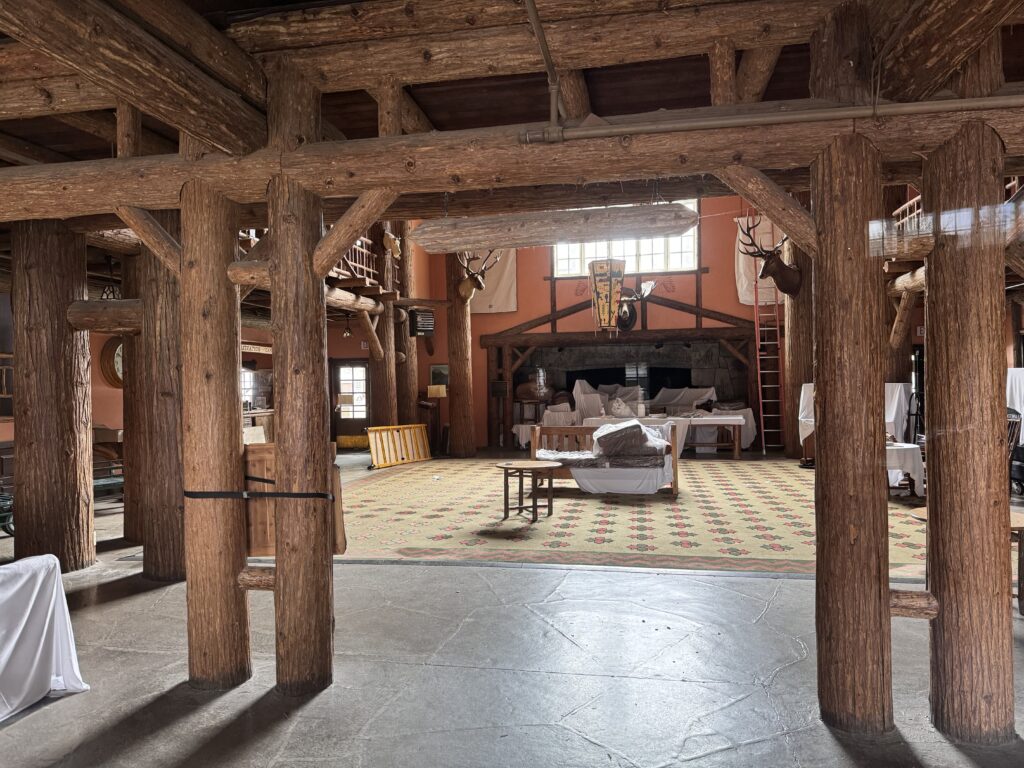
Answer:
top-left (330, 359), bottom-right (369, 439)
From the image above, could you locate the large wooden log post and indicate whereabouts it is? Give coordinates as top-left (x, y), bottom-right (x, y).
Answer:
top-left (180, 180), bottom-right (251, 688)
top-left (396, 222), bottom-right (419, 424)
top-left (923, 121), bottom-right (1014, 744)
top-left (446, 253), bottom-right (476, 457)
top-left (782, 225), bottom-right (813, 458)
top-left (119, 104), bottom-right (186, 580)
top-left (12, 220), bottom-right (93, 572)
top-left (267, 61), bottom-right (334, 695)
top-left (812, 133), bottom-right (892, 734)
top-left (368, 222), bottom-right (398, 426)
top-left (121, 211), bottom-right (186, 580)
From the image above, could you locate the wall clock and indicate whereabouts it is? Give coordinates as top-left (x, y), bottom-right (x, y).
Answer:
top-left (100, 337), bottom-right (124, 389)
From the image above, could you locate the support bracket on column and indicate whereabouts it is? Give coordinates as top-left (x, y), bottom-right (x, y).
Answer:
top-left (114, 206), bottom-right (182, 277)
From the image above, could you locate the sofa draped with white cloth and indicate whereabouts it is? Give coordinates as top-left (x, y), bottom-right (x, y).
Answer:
top-left (1007, 369), bottom-right (1024, 445)
top-left (0, 555), bottom-right (89, 723)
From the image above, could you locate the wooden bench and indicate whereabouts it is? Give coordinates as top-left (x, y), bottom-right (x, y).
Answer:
top-left (530, 423), bottom-right (680, 497)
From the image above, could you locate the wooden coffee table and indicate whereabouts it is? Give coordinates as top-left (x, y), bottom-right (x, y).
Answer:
top-left (494, 460), bottom-right (561, 523)
top-left (910, 507), bottom-right (1024, 615)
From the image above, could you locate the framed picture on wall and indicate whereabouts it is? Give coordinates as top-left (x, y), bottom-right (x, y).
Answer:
top-left (429, 365), bottom-right (449, 387)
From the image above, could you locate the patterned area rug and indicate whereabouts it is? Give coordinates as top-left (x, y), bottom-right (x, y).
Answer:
top-left (341, 457), bottom-right (928, 577)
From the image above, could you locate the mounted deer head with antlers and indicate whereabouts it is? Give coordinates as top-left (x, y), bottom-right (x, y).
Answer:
top-left (738, 216), bottom-right (802, 297)
top-left (456, 249), bottom-right (505, 301)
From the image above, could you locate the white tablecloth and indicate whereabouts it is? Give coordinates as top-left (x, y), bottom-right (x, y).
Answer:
top-left (799, 383), bottom-right (912, 444)
top-left (571, 456), bottom-right (674, 495)
top-left (690, 408), bottom-right (756, 451)
top-left (887, 442), bottom-right (925, 496)
top-left (0, 555), bottom-right (89, 723)
top-left (1008, 369), bottom-right (1024, 445)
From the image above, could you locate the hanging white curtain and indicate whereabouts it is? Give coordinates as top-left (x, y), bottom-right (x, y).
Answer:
top-left (734, 217), bottom-right (782, 306)
top-left (470, 249), bottom-right (517, 314)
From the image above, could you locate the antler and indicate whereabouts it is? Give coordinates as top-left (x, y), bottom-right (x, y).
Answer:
top-left (738, 216), bottom-right (788, 259)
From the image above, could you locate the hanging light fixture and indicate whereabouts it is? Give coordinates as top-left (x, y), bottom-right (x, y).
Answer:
top-left (589, 258), bottom-right (626, 331)
top-left (343, 315), bottom-right (352, 338)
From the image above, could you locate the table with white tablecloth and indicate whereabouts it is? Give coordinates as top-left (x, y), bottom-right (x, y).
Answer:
top-left (0, 555), bottom-right (89, 723)
top-left (887, 442), bottom-right (925, 496)
top-left (798, 382), bottom-right (913, 445)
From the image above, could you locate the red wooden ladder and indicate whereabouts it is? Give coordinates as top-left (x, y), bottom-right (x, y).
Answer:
top-left (753, 275), bottom-right (785, 454)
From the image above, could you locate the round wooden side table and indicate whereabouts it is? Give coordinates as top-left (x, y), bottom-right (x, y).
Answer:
top-left (494, 460), bottom-right (561, 523)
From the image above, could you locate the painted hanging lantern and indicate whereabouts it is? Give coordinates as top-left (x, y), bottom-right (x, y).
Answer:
top-left (589, 258), bottom-right (626, 330)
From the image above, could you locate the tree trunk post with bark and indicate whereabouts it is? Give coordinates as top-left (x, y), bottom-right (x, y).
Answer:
top-left (922, 120), bottom-right (1014, 745)
top-left (446, 253), bottom-right (476, 457)
top-left (180, 178), bottom-right (251, 688)
top-left (267, 59), bottom-right (335, 696)
top-left (396, 221), bottom-right (419, 424)
top-left (811, 132), bottom-right (893, 734)
top-left (368, 222), bottom-right (398, 427)
top-left (12, 220), bottom-right (93, 572)
top-left (782, 192), bottom-right (813, 459)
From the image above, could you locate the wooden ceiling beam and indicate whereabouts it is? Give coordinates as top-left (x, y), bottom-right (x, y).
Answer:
top-left (713, 165), bottom-right (818, 255)
top-left (227, 0), bottom-right (846, 53)
top-left (708, 39), bottom-right (738, 106)
top-left (480, 326), bottom-right (753, 349)
top-left (274, 1), bottom-right (845, 92)
top-left (313, 188), bottom-right (400, 278)
top-left (0, 75), bottom-right (115, 119)
top-left (0, 131), bottom-right (72, 165)
top-left (368, 82), bottom-right (434, 135)
top-left (736, 46), bottom-right (783, 103)
top-left (108, 0), bottom-right (266, 108)
top-left (409, 202), bottom-right (698, 252)
top-left (874, 0), bottom-right (1024, 101)
top-left (4, 98), bottom-right (1024, 222)
top-left (67, 298), bottom-right (143, 335)
top-left (0, 0), bottom-right (266, 154)
top-left (55, 111), bottom-right (177, 156)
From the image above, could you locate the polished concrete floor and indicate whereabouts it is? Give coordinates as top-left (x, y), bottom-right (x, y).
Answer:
top-left (1, 548), bottom-right (1024, 767)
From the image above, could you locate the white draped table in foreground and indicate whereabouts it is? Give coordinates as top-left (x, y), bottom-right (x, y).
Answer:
top-left (0, 554), bottom-right (89, 723)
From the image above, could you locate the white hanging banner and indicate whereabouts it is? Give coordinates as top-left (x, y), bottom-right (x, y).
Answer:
top-left (734, 217), bottom-right (782, 306)
top-left (470, 249), bottom-right (518, 314)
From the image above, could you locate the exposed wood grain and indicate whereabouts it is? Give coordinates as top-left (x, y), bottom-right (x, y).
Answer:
top-left (812, 132), bottom-right (892, 735)
top-left (876, 0), bottom-right (1022, 101)
top-left (411, 203), bottom-right (698, 252)
top-left (238, 566), bottom-right (276, 591)
top-left (367, 224), bottom-right (398, 426)
top-left (108, 0), bottom-right (266, 107)
top-left (121, 208), bottom-right (185, 581)
top-left (313, 188), bottom-right (398, 278)
top-left (708, 39), bottom-right (737, 106)
top-left (558, 69), bottom-right (591, 119)
top-left (0, 0), bottom-right (266, 154)
top-left (115, 206), bottom-right (182, 277)
top-left (180, 179), bottom-right (251, 688)
top-left (277, 1), bottom-right (847, 91)
top-left (447, 252), bottom-right (476, 456)
top-left (356, 310), bottom-right (385, 361)
top-left (888, 291), bottom-right (917, 351)
top-left (0, 130), bottom-right (70, 165)
top-left (12, 220), bottom-right (93, 572)
top-left (227, 260), bottom-right (383, 314)
top-left (922, 120), bottom-right (1014, 745)
top-left (57, 110), bottom-right (177, 156)
top-left (67, 298), bottom-right (142, 334)
top-left (115, 101), bottom-right (141, 159)
top-left (395, 221), bottom-right (419, 424)
top-left (889, 589), bottom-right (939, 620)
top-left (782, 231), bottom-right (812, 459)
top-left (809, 0), bottom-right (871, 104)
top-left (950, 31), bottom-right (1003, 99)
top-left (6, 100), bottom-right (1024, 222)
top-left (713, 165), bottom-right (817, 255)
top-left (0, 75), bottom-right (116, 119)
top-left (267, 65), bottom-right (333, 696)
top-left (736, 46), bottom-right (782, 103)
top-left (888, 266), bottom-right (926, 296)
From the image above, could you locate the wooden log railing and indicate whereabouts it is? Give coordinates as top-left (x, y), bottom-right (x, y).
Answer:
top-left (238, 566), bottom-right (275, 591)
top-left (889, 589), bottom-right (939, 620)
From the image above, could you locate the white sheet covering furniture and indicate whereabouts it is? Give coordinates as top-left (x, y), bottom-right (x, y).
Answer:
top-left (582, 417), bottom-right (689, 455)
top-left (0, 555), bottom-right (89, 723)
top-left (1008, 369), bottom-right (1024, 445)
top-left (648, 386), bottom-right (717, 412)
top-left (689, 408), bottom-right (757, 451)
top-left (571, 456), bottom-right (674, 495)
top-left (798, 383), bottom-right (912, 444)
top-left (887, 443), bottom-right (925, 497)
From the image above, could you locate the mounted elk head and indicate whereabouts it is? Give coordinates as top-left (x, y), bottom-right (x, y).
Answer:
top-left (456, 249), bottom-right (504, 301)
top-left (738, 216), bottom-right (802, 297)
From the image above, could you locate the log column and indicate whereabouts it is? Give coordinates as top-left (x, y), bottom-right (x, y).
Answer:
top-left (811, 132), bottom-right (892, 734)
top-left (119, 102), bottom-right (185, 580)
top-left (447, 253), bottom-right (476, 457)
top-left (396, 222), bottom-right (419, 424)
top-left (368, 222), bottom-right (398, 426)
top-left (782, 192), bottom-right (813, 458)
top-left (923, 121), bottom-right (1014, 744)
top-left (180, 181), bottom-right (250, 688)
top-left (268, 61), bottom-right (334, 695)
top-left (12, 220), bottom-right (93, 572)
